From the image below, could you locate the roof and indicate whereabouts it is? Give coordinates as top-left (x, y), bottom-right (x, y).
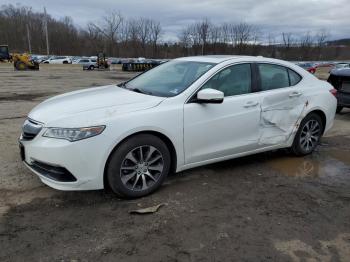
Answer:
top-left (177, 55), bottom-right (255, 64)
top-left (330, 68), bottom-right (350, 77)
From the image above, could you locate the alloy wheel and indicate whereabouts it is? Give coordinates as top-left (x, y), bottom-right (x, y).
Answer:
top-left (120, 145), bottom-right (164, 191)
top-left (299, 119), bottom-right (321, 152)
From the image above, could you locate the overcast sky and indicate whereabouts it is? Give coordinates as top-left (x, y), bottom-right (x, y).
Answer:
top-left (2, 0), bottom-right (350, 41)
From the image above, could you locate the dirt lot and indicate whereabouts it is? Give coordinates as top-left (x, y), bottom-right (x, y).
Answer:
top-left (0, 64), bottom-right (350, 261)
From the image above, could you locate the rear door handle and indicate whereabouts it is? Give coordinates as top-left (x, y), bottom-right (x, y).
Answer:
top-left (244, 101), bottom-right (259, 108)
top-left (289, 91), bottom-right (302, 98)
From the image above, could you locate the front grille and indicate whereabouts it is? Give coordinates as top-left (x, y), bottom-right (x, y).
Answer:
top-left (22, 118), bottom-right (43, 141)
top-left (30, 160), bottom-right (77, 182)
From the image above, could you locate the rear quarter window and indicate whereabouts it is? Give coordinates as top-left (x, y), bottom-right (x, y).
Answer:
top-left (288, 69), bottom-right (302, 86)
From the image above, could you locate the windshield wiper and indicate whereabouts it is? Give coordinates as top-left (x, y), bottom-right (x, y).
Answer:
top-left (117, 82), bottom-right (126, 88)
top-left (118, 82), bottom-right (153, 95)
top-left (129, 87), bottom-right (153, 95)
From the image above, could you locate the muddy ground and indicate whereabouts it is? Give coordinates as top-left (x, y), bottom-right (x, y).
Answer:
top-left (0, 64), bottom-right (349, 261)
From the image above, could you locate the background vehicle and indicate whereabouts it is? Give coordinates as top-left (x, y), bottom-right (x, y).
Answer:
top-left (297, 62), bottom-right (317, 74)
top-left (334, 63), bottom-right (350, 69)
top-left (107, 57), bottom-right (122, 65)
top-left (42, 56), bottom-right (72, 64)
top-left (20, 56), bottom-right (337, 198)
top-left (80, 58), bottom-right (98, 70)
top-left (96, 53), bottom-right (109, 70)
top-left (12, 53), bottom-right (39, 70)
top-left (0, 45), bottom-right (11, 61)
top-left (328, 68), bottom-right (350, 113)
top-left (0, 45), bottom-right (39, 70)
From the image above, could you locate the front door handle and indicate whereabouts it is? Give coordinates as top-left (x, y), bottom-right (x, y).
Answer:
top-left (244, 101), bottom-right (259, 108)
top-left (289, 91), bottom-right (302, 98)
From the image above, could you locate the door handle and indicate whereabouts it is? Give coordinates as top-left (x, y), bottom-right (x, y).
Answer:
top-left (244, 101), bottom-right (259, 108)
top-left (289, 91), bottom-right (302, 98)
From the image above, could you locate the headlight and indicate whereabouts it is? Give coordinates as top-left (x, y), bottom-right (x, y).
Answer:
top-left (43, 126), bottom-right (105, 142)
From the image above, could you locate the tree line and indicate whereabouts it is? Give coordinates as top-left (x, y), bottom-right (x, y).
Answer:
top-left (1, 4), bottom-right (349, 60)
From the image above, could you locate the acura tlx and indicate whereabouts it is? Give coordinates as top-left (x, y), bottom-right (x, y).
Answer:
top-left (19, 56), bottom-right (337, 198)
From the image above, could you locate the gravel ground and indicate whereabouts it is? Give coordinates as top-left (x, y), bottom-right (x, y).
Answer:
top-left (0, 63), bottom-right (349, 262)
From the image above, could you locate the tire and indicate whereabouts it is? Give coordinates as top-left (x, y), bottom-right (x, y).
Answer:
top-left (88, 65), bottom-right (94, 70)
top-left (63, 61), bottom-right (68, 64)
top-left (15, 61), bottom-right (27, 71)
top-left (106, 134), bottom-right (171, 198)
top-left (336, 106), bottom-right (343, 113)
top-left (291, 113), bottom-right (324, 156)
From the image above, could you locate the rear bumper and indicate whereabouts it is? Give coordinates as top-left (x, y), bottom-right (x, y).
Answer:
top-left (337, 91), bottom-right (350, 107)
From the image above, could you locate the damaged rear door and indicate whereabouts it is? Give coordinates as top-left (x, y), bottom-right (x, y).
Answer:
top-left (256, 63), bottom-right (308, 146)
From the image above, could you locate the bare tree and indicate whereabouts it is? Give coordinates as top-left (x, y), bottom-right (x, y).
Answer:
top-left (233, 22), bottom-right (256, 53)
top-left (299, 31), bottom-right (313, 60)
top-left (281, 32), bottom-right (295, 59)
top-left (90, 11), bottom-right (123, 55)
top-left (267, 33), bottom-right (277, 58)
top-left (315, 29), bottom-right (329, 59)
top-left (209, 25), bottom-right (220, 54)
top-left (138, 18), bottom-right (152, 56)
top-left (149, 20), bottom-right (162, 57)
top-left (2, 4), bottom-right (350, 60)
top-left (179, 27), bottom-right (192, 56)
top-left (196, 18), bottom-right (211, 55)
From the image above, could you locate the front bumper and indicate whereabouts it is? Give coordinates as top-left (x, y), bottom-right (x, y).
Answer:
top-left (19, 131), bottom-right (110, 191)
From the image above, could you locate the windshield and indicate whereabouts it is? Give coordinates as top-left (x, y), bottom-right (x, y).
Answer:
top-left (123, 60), bottom-right (215, 97)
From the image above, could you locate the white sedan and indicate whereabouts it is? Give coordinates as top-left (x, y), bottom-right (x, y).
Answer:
top-left (42, 56), bottom-right (72, 64)
top-left (20, 56), bottom-right (337, 198)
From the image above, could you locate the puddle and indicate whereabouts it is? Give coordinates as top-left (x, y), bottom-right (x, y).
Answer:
top-left (0, 92), bottom-right (57, 101)
top-left (275, 233), bottom-right (350, 262)
top-left (0, 187), bottom-right (57, 218)
top-left (327, 149), bottom-right (350, 165)
top-left (266, 149), bottom-right (350, 178)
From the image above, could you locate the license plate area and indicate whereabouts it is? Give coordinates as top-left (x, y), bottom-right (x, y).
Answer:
top-left (19, 142), bottom-right (25, 161)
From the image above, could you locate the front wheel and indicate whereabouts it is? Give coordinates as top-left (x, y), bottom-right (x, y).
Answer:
top-left (291, 113), bottom-right (323, 156)
top-left (106, 134), bottom-right (171, 198)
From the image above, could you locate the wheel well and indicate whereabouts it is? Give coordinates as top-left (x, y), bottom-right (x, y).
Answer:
top-left (103, 131), bottom-right (177, 189)
top-left (308, 110), bottom-right (326, 134)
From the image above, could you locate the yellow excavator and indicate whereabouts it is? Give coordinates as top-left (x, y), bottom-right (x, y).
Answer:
top-left (0, 45), bottom-right (39, 70)
top-left (96, 52), bottom-right (109, 70)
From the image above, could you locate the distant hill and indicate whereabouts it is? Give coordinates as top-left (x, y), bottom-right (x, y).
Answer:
top-left (328, 39), bottom-right (350, 46)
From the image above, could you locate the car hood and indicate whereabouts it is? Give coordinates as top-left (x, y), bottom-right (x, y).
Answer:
top-left (28, 85), bottom-right (165, 125)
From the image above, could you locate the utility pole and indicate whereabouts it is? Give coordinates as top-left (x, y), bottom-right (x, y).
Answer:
top-left (44, 7), bottom-right (50, 56)
top-left (26, 23), bottom-right (32, 53)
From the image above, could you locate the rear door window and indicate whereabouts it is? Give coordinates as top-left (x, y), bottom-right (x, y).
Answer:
top-left (258, 64), bottom-right (289, 91)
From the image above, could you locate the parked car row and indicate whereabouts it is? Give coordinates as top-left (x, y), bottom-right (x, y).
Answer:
top-left (295, 61), bottom-right (350, 74)
top-left (296, 62), bottom-right (317, 74)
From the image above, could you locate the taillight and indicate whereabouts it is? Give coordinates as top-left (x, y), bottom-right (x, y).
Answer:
top-left (329, 88), bottom-right (337, 97)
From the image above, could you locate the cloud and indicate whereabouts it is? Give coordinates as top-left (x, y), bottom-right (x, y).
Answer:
top-left (4, 0), bottom-right (350, 40)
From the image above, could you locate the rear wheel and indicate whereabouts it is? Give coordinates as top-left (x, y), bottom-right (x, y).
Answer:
top-left (291, 113), bottom-right (323, 156)
top-left (106, 134), bottom-right (171, 198)
top-left (15, 61), bottom-right (27, 71)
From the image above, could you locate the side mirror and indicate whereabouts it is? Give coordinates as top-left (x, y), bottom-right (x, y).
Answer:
top-left (196, 88), bottom-right (224, 104)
